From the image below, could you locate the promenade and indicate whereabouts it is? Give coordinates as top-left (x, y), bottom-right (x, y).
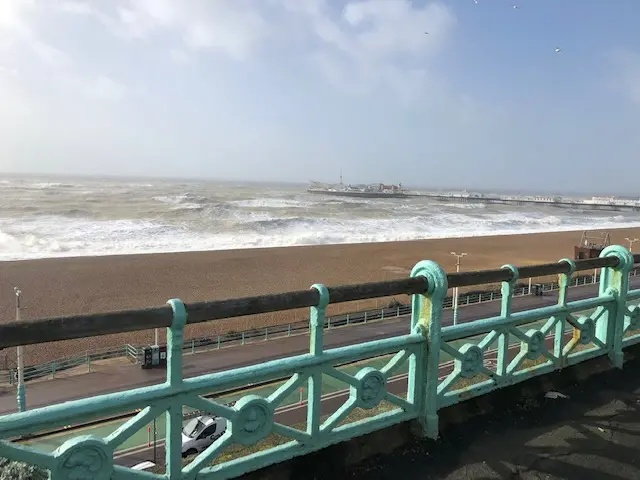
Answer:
top-left (351, 350), bottom-right (640, 480)
top-left (2, 277), bottom-right (636, 415)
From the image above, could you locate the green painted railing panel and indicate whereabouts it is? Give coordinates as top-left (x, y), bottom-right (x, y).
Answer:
top-left (0, 246), bottom-right (639, 479)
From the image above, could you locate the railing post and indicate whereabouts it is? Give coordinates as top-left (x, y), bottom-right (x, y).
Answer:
top-left (308, 284), bottom-right (329, 438)
top-left (597, 246), bottom-right (634, 368)
top-left (496, 265), bottom-right (519, 383)
top-left (397, 306), bottom-right (400, 317)
top-left (381, 308), bottom-right (385, 320)
top-left (410, 260), bottom-right (447, 440)
top-left (346, 314), bottom-right (350, 325)
top-left (557, 259), bottom-right (576, 367)
top-left (165, 299), bottom-right (187, 479)
top-left (14, 287), bottom-right (26, 413)
top-left (364, 311), bottom-right (368, 323)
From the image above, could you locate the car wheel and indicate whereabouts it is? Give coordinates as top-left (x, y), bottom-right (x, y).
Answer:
top-left (182, 448), bottom-right (198, 458)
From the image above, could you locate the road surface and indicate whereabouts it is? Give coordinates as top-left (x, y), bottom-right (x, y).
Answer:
top-left (111, 328), bottom-right (578, 467)
top-left (2, 276), bottom-right (638, 415)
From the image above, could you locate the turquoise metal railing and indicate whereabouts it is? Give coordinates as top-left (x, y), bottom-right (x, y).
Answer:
top-left (0, 245), bottom-right (638, 479)
top-left (4, 267), bottom-right (630, 387)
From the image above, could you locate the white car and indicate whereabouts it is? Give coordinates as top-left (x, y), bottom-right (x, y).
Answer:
top-left (181, 415), bottom-right (227, 457)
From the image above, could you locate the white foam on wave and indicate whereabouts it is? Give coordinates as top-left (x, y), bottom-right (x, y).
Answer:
top-left (153, 194), bottom-right (205, 211)
top-left (231, 198), bottom-right (312, 209)
top-left (30, 182), bottom-right (75, 189)
top-left (1, 210), bottom-right (639, 261)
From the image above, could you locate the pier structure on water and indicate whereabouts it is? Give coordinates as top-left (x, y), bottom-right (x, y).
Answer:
top-left (417, 191), bottom-right (640, 212)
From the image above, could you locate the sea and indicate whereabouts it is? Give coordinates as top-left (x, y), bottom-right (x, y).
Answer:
top-left (1, 175), bottom-right (639, 262)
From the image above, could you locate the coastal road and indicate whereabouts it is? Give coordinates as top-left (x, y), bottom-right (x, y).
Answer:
top-left (110, 327), bottom-right (580, 468)
top-left (2, 276), bottom-right (639, 415)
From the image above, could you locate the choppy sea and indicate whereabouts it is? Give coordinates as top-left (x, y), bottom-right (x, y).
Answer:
top-left (0, 176), bottom-right (639, 261)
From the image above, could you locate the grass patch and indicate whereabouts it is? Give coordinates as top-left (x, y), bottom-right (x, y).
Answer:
top-left (151, 401), bottom-right (398, 474)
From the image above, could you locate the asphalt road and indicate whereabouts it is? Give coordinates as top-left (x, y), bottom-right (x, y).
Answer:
top-left (2, 276), bottom-right (637, 415)
top-left (112, 328), bottom-right (577, 468)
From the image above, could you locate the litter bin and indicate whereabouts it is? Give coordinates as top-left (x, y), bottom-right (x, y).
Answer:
top-left (533, 284), bottom-right (543, 297)
top-left (141, 346), bottom-right (153, 369)
top-left (158, 345), bottom-right (167, 368)
top-left (140, 345), bottom-right (168, 370)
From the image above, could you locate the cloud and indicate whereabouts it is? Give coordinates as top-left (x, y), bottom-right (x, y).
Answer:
top-left (55, 0), bottom-right (456, 100)
top-left (0, 0), bottom-right (128, 102)
top-left (61, 0), bottom-right (270, 61)
top-left (610, 49), bottom-right (640, 106)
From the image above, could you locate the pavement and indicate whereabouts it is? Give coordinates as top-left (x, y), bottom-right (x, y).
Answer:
top-left (348, 348), bottom-right (640, 480)
top-left (2, 277), bottom-right (639, 415)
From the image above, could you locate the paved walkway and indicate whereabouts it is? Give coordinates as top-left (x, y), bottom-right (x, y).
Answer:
top-left (349, 355), bottom-right (640, 479)
top-left (0, 278), bottom-right (630, 414)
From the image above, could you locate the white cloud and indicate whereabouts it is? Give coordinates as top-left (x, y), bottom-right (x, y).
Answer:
top-left (610, 49), bottom-right (640, 106)
top-left (277, 0), bottom-right (456, 99)
top-left (0, 65), bottom-right (18, 77)
top-left (82, 75), bottom-right (129, 101)
top-left (55, 0), bottom-right (455, 99)
top-left (0, 0), bottom-right (128, 103)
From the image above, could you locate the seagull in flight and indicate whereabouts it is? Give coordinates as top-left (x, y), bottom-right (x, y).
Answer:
top-left (554, 47), bottom-right (562, 54)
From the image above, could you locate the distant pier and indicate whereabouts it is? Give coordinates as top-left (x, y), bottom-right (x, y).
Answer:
top-left (415, 193), bottom-right (640, 213)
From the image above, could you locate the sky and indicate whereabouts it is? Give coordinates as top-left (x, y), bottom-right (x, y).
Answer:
top-left (0, 1), bottom-right (639, 194)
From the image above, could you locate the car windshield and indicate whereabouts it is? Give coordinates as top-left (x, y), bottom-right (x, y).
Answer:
top-left (182, 418), bottom-right (207, 439)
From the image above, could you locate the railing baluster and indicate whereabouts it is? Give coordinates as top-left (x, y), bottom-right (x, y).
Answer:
top-left (597, 246), bottom-right (634, 368)
top-left (556, 258), bottom-right (575, 367)
top-left (165, 299), bottom-right (187, 479)
top-left (307, 284), bottom-right (329, 438)
top-left (497, 264), bottom-right (519, 381)
top-left (410, 260), bottom-right (447, 439)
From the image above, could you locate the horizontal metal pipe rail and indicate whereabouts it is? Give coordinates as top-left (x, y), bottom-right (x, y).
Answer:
top-left (2, 267), bottom-right (635, 386)
top-left (0, 255), bottom-right (636, 350)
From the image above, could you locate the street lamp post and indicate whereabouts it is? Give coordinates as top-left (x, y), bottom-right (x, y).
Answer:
top-left (451, 252), bottom-right (467, 326)
top-left (625, 237), bottom-right (639, 253)
top-left (14, 287), bottom-right (26, 412)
